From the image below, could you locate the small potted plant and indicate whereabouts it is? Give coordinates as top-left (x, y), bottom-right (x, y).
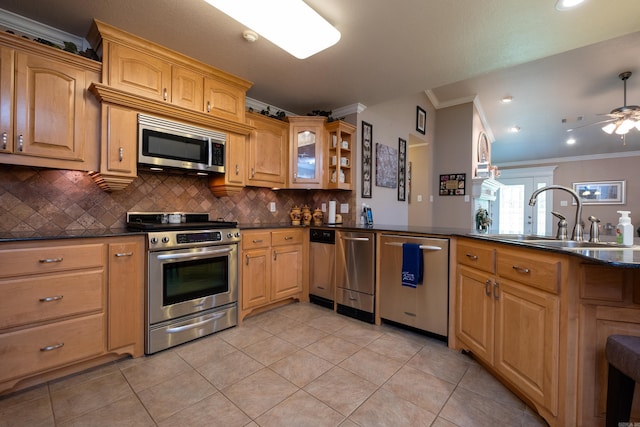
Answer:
top-left (475, 208), bottom-right (491, 233)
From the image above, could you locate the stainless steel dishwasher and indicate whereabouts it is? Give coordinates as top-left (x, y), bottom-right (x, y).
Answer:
top-left (379, 234), bottom-right (449, 339)
top-left (336, 230), bottom-right (375, 323)
top-left (309, 228), bottom-right (336, 309)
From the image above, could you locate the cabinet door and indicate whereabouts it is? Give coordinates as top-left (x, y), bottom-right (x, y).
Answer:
top-left (226, 133), bottom-right (246, 186)
top-left (456, 265), bottom-right (494, 364)
top-left (203, 77), bottom-right (245, 122)
top-left (107, 44), bottom-right (171, 102)
top-left (494, 278), bottom-right (559, 415)
top-left (172, 66), bottom-right (203, 110)
top-left (14, 51), bottom-right (88, 161)
top-left (242, 248), bottom-right (270, 309)
top-left (0, 45), bottom-right (13, 153)
top-left (108, 239), bottom-right (144, 356)
top-left (246, 112), bottom-right (288, 187)
top-left (288, 117), bottom-right (325, 188)
top-left (101, 104), bottom-right (138, 177)
top-left (271, 244), bottom-right (303, 300)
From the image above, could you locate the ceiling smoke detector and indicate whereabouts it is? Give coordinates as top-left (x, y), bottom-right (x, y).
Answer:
top-left (242, 30), bottom-right (259, 43)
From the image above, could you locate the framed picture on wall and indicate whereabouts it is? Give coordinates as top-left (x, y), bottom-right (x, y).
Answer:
top-left (416, 106), bottom-right (426, 135)
top-left (439, 173), bottom-right (466, 196)
top-left (361, 121), bottom-right (373, 198)
top-left (398, 138), bottom-right (406, 201)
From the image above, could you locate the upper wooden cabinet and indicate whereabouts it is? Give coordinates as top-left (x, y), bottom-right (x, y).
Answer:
top-left (91, 20), bottom-right (251, 124)
top-left (287, 116), bottom-right (326, 189)
top-left (0, 32), bottom-right (101, 171)
top-left (325, 120), bottom-right (355, 190)
top-left (246, 112), bottom-right (288, 188)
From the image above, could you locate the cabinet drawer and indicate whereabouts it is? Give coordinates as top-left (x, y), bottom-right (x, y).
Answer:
top-left (0, 313), bottom-right (105, 383)
top-left (457, 241), bottom-right (495, 273)
top-left (496, 249), bottom-right (561, 294)
top-left (0, 244), bottom-right (104, 278)
top-left (0, 270), bottom-right (104, 330)
top-left (242, 231), bottom-right (271, 250)
top-left (272, 229), bottom-right (303, 246)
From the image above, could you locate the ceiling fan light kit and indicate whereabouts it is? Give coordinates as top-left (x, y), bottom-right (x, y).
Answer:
top-left (599, 71), bottom-right (640, 136)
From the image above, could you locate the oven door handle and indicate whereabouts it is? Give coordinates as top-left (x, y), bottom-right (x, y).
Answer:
top-left (166, 312), bottom-right (226, 333)
top-left (156, 247), bottom-right (233, 260)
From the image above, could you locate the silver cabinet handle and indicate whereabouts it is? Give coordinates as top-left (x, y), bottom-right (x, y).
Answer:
top-left (17, 134), bottom-right (23, 151)
top-left (465, 253), bottom-right (478, 260)
top-left (1, 132), bottom-right (6, 150)
top-left (163, 88), bottom-right (168, 101)
top-left (273, 250), bottom-right (278, 261)
top-left (207, 101), bottom-right (212, 112)
top-left (341, 236), bottom-right (370, 242)
top-left (284, 236), bottom-right (293, 240)
top-left (251, 167), bottom-right (255, 178)
top-left (485, 279), bottom-right (492, 297)
top-left (40, 343), bottom-right (64, 352)
top-left (115, 252), bottom-right (133, 257)
top-left (493, 282), bottom-right (500, 300)
top-left (403, 311), bottom-right (417, 317)
top-left (118, 147), bottom-right (124, 162)
top-left (252, 239), bottom-right (263, 244)
top-left (512, 265), bottom-right (531, 274)
top-left (235, 164), bottom-right (240, 175)
top-left (39, 257), bottom-right (63, 263)
top-left (245, 254), bottom-right (250, 266)
top-left (39, 295), bottom-right (63, 302)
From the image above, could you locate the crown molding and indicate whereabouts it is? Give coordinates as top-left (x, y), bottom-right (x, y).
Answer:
top-left (0, 8), bottom-right (90, 50)
top-left (498, 150), bottom-right (640, 167)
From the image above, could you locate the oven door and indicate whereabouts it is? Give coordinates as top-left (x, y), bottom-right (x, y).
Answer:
top-left (148, 244), bottom-right (238, 325)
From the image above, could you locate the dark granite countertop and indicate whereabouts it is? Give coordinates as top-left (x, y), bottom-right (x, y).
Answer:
top-left (2, 223), bottom-right (638, 268)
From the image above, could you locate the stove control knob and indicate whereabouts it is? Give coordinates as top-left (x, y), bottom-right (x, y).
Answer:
top-left (162, 237), bottom-right (170, 244)
top-left (227, 232), bottom-right (233, 239)
top-left (150, 237), bottom-right (158, 245)
top-left (234, 232), bottom-right (241, 238)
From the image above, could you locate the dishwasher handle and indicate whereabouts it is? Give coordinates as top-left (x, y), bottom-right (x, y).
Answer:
top-left (384, 242), bottom-right (442, 251)
top-left (340, 236), bottom-right (371, 242)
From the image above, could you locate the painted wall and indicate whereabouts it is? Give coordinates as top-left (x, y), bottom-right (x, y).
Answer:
top-left (432, 103), bottom-right (474, 228)
top-left (356, 92), bottom-right (432, 226)
top-left (526, 156), bottom-right (640, 236)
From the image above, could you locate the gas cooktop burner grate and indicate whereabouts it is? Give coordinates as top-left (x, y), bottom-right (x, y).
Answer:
top-left (126, 212), bottom-right (237, 231)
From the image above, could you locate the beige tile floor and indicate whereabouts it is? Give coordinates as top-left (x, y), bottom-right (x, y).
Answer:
top-left (0, 302), bottom-right (549, 426)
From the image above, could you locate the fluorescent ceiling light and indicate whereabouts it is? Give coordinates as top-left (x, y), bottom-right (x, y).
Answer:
top-left (555, 0), bottom-right (585, 11)
top-left (205, 0), bottom-right (341, 59)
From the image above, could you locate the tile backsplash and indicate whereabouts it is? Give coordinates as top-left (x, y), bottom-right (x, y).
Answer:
top-left (0, 166), bottom-right (355, 232)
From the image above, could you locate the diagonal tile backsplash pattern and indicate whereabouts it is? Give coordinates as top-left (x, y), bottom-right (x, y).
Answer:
top-left (0, 165), bottom-right (354, 232)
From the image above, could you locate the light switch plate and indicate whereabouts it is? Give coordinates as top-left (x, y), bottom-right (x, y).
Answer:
top-left (321, 203), bottom-right (326, 212)
top-left (340, 203), bottom-right (349, 213)
top-left (417, 195), bottom-right (423, 202)
top-left (269, 202), bottom-right (276, 212)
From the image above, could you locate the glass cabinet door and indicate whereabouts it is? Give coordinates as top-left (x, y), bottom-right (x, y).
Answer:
top-left (296, 129), bottom-right (316, 179)
top-left (287, 116), bottom-right (325, 189)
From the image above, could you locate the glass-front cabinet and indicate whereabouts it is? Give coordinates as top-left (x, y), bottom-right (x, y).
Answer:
top-left (287, 116), bottom-right (325, 189)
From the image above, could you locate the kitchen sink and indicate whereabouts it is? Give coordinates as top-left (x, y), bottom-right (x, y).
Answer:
top-left (473, 233), bottom-right (639, 251)
top-left (473, 233), bottom-right (558, 241)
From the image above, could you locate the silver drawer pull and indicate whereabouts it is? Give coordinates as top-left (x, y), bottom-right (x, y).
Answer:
top-left (252, 239), bottom-right (263, 243)
top-left (284, 236), bottom-right (293, 240)
top-left (118, 147), bottom-right (124, 162)
top-left (39, 257), bottom-right (63, 263)
top-left (18, 134), bottom-right (23, 151)
top-left (404, 312), bottom-right (416, 317)
top-left (39, 295), bottom-right (63, 302)
top-left (1, 132), bottom-right (6, 150)
top-left (317, 286), bottom-right (325, 290)
top-left (341, 236), bottom-right (370, 242)
top-left (348, 297), bottom-right (358, 301)
top-left (465, 253), bottom-right (478, 260)
top-left (512, 265), bottom-right (531, 274)
top-left (115, 252), bottom-right (133, 257)
top-left (40, 343), bottom-right (64, 352)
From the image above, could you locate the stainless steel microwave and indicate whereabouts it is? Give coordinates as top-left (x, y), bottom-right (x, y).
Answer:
top-left (138, 114), bottom-right (226, 175)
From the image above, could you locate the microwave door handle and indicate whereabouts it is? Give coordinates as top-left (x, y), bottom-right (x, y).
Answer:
top-left (207, 137), bottom-right (213, 168)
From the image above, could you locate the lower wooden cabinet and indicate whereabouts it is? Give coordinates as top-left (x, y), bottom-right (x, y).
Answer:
top-left (455, 239), bottom-right (563, 425)
top-left (0, 235), bottom-right (144, 395)
top-left (240, 228), bottom-right (308, 321)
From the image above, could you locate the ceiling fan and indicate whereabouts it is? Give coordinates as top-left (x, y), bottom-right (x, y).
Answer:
top-left (568, 71), bottom-right (640, 136)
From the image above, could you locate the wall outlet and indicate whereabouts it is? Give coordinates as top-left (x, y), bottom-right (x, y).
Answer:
top-left (269, 202), bottom-right (276, 212)
top-left (340, 203), bottom-right (349, 213)
top-left (417, 195), bottom-right (423, 202)
top-left (321, 203), bottom-right (326, 212)
top-left (464, 195), bottom-right (470, 202)
top-left (560, 200), bottom-right (568, 207)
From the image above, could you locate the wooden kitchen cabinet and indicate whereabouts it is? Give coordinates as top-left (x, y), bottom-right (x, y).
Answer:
top-left (287, 116), bottom-right (326, 189)
top-left (107, 237), bottom-right (144, 356)
top-left (0, 31), bottom-right (100, 171)
top-left (240, 228), bottom-right (307, 321)
top-left (245, 111), bottom-right (288, 188)
top-left (208, 132), bottom-right (247, 196)
top-left (455, 239), bottom-right (562, 423)
top-left (0, 236), bottom-right (145, 395)
top-left (325, 120), bottom-right (355, 190)
top-left (203, 76), bottom-right (246, 123)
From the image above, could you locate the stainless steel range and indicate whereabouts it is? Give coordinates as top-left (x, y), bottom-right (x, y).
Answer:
top-left (127, 212), bottom-right (240, 354)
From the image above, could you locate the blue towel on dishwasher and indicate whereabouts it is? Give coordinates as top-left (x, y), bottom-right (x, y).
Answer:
top-left (401, 243), bottom-right (423, 287)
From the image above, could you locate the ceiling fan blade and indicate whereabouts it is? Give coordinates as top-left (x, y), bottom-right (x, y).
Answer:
top-left (566, 118), bottom-right (616, 132)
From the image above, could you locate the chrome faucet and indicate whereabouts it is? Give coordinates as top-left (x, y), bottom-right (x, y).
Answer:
top-left (528, 185), bottom-right (584, 241)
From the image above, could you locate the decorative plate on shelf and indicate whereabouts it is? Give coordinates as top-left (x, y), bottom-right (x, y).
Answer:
top-left (477, 131), bottom-right (490, 163)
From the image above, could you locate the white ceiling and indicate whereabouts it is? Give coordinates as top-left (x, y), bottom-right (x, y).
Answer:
top-left (2, 0), bottom-right (640, 164)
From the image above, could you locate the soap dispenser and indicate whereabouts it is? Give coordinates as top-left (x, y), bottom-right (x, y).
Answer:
top-left (616, 211), bottom-right (634, 246)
